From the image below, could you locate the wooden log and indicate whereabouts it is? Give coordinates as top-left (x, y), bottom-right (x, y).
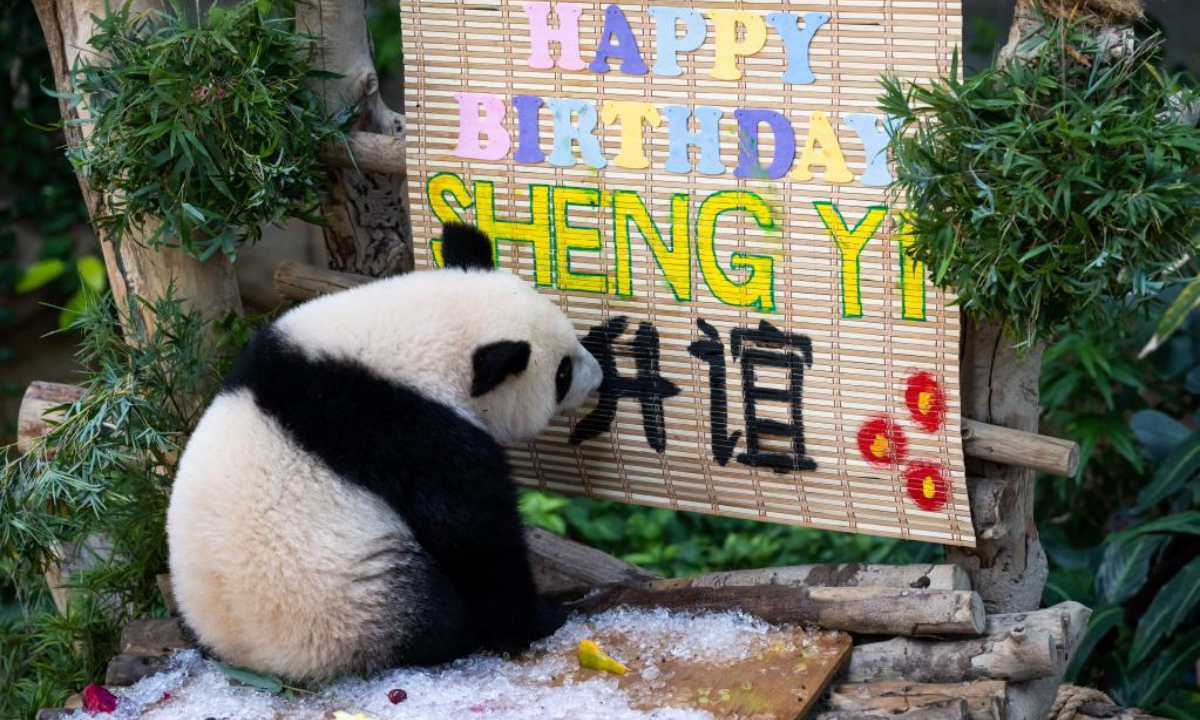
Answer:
top-left (296, 0), bottom-right (412, 277)
top-left (820, 698), bottom-right (970, 720)
top-left (659, 563), bottom-right (971, 592)
top-left (831, 681), bottom-right (1007, 720)
top-left (524, 526), bottom-right (656, 595)
top-left (16, 381), bottom-right (86, 453)
top-left (274, 260), bottom-right (371, 302)
top-left (845, 627), bottom-right (1057, 683)
top-left (961, 419), bottom-right (1078, 478)
top-left (946, 320), bottom-right (1049, 614)
top-left (105, 653), bottom-right (172, 686)
top-left (995, 602), bottom-right (1092, 720)
top-left (321, 131), bottom-right (406, 175)
top-left (568, 584), bottom-right (987, 636)
top-left (119, 618), bottom-right (191, 655)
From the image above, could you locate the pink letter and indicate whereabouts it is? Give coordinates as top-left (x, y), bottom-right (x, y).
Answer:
top-left (453, 92), bottom-right (511, 161)
top-left (524, 2), bottom-right (585, 70)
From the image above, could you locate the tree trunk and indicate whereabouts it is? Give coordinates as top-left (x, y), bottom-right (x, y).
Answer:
top-left (296, 0), bottom-right (412, 278)
top-left (30, 0), bottom-right (243, 326)
top-left (945, 320), bottom-right (1048, 613)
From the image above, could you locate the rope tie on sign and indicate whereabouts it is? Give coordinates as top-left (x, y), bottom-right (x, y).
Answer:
top-left (1046, 685), bottom-right (1115, 720)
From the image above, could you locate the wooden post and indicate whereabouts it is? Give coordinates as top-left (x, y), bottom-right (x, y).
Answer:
top-left (30, 0), bottom-right (243, 327)
top-left (945, 320), bottom-right (1048, 613)
top-left (296, 0), bottom-right (413, 277)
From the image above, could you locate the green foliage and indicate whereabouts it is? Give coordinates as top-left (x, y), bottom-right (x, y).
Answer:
top-left (68, 0), bottom-right (347, 260)
top-left (880, 18), bottom-right (1200, 349)
top-left (520, 492), bottom-right (938, 578)
top-left (0, 294), bottom-right (255, 719)
top-left (1039, 286), bottom-right (1200, 716)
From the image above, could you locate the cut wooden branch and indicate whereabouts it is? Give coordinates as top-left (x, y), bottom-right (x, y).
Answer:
top-left (524, 526), bottom-right (657, 595)
top-left (321, 131), bottom-right (406, 175)
top-left (961, 419), bottom-right (1078, 478)
top-left (657, 563), bottom-right (971, 592)
top-left (16, 381), bottom-right (86, 453)
top-left (994, 602), bottom-right (1092, 720)
top-left (947, 320), bottom-right (1049, 613)
top-left (274, 260), bottom-right (371, 302)
top-left (831, 681), bottom-right (1007, 720)
top-left (106, 653), bottom-right (172, 686)
top-left (296, 0), bottom-right (412, 277)
top-left (845, 625), bottom-right (1058, 683)
top-left (119, 618), bottom-right (191, 656)
top-left (568, 584), bottom-right (987, 636)
top-left (819, 698), bottom-right (969, 720)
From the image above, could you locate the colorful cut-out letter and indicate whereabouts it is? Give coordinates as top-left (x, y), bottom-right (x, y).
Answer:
top-left (524, 2), bottom-right (585, 70)
top-left (589, 4), bottom-right (648, 75)
top-left (662, 105), bottom-right (726, 175)
top-left (649, 6), bottom-right (706, 77)
top-left (453, 92), bottom-right (511, 161)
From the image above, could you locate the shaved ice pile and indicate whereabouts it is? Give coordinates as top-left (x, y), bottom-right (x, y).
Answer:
top-left (57, 608), bottom-right (819, 720)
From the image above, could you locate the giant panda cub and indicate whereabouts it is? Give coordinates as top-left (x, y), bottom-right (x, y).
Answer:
top-left (166, 223), bottom-right (603, 682)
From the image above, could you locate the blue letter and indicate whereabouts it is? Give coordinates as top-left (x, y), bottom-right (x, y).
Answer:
top-left (663, 105), bottom-right (725, 175)
top-left (547, 98), bottom-right (608, 169)
top-left (845, 113), bottom-right (899, 186)
top-left (765, 11), bottom-right (829, 85)
top-left (650, 6), bottom-right (706, 77)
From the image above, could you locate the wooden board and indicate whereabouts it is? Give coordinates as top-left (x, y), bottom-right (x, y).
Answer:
top-left (568, 626), bottom-right (853, 719)
top-left (400, 0), bottom-right (971, 545)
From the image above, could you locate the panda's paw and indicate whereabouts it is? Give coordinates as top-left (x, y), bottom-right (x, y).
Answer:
top-left (531, 597), bottom-right (566, 639)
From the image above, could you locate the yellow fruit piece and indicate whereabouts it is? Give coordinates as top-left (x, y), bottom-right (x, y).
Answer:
top-left (578, 638), bottom-right (628, 675)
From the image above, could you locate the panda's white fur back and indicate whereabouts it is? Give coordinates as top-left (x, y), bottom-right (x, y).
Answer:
top-left (168, 389), bottom-right (424, 680)
top-left (168, 224), bottom-right (601, 681)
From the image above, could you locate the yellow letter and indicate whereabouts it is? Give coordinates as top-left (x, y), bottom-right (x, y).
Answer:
top-left (428, 173), bottom-right (474, 267)
top-left (475, 181), bottom-right (554, 286)
top-left (707, 10), bottom-right (768, 81)
top-left (602, 102), bottom-right (662, 170)
top-left (815, 201), bottom-right (888, 318)
top-left (792, 111), bottom-right (854, 184)
top-left (612, 190), bottom-right (690, 300)
top-left (896, 211), bottom-right (926, 321)
top-left (553, 186), bottom-right (607, 294)
top-left (697, 191), bottom-right (776, 312)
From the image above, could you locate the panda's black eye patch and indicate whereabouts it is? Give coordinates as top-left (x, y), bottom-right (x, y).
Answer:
top-left (555, 356), bottom-right (573, 403)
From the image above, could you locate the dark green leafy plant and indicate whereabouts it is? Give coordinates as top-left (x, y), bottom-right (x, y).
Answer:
top-left (880, 19), bottom-right (1200, 348)
top-left (1039, 287), bottom-right (1200, 717)
top-left (67, 0), bottom-right (347, 260)
top-left (0, 294), bottom-right (255, 719)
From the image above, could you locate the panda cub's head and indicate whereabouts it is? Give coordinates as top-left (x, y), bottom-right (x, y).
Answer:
top-left (439, 221), bottom-right (604, 442)
top-left (274, 222), bottom-right (602, 445)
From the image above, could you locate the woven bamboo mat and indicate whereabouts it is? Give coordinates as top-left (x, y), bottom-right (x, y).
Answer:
top-left (401, 0), bottom-right (972, 546)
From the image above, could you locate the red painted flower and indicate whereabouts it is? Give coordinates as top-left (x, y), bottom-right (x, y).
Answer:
top-left (905, 461), bottom-right (949, 511)
top-left (905, 372), bottom-right (946, 432)
top-left (82, 684), bottom-right (118, 714)
top-left (856, 416), bottom-right (907, 466)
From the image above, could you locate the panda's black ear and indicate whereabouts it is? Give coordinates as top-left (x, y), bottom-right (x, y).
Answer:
top-left (471, 340), bottom-right (531, 397)
top-left (442, 222), bottom-right (495, 271)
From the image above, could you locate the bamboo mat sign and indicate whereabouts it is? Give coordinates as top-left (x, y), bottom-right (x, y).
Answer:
top-left (401, 0), bottom-right (972, 545)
